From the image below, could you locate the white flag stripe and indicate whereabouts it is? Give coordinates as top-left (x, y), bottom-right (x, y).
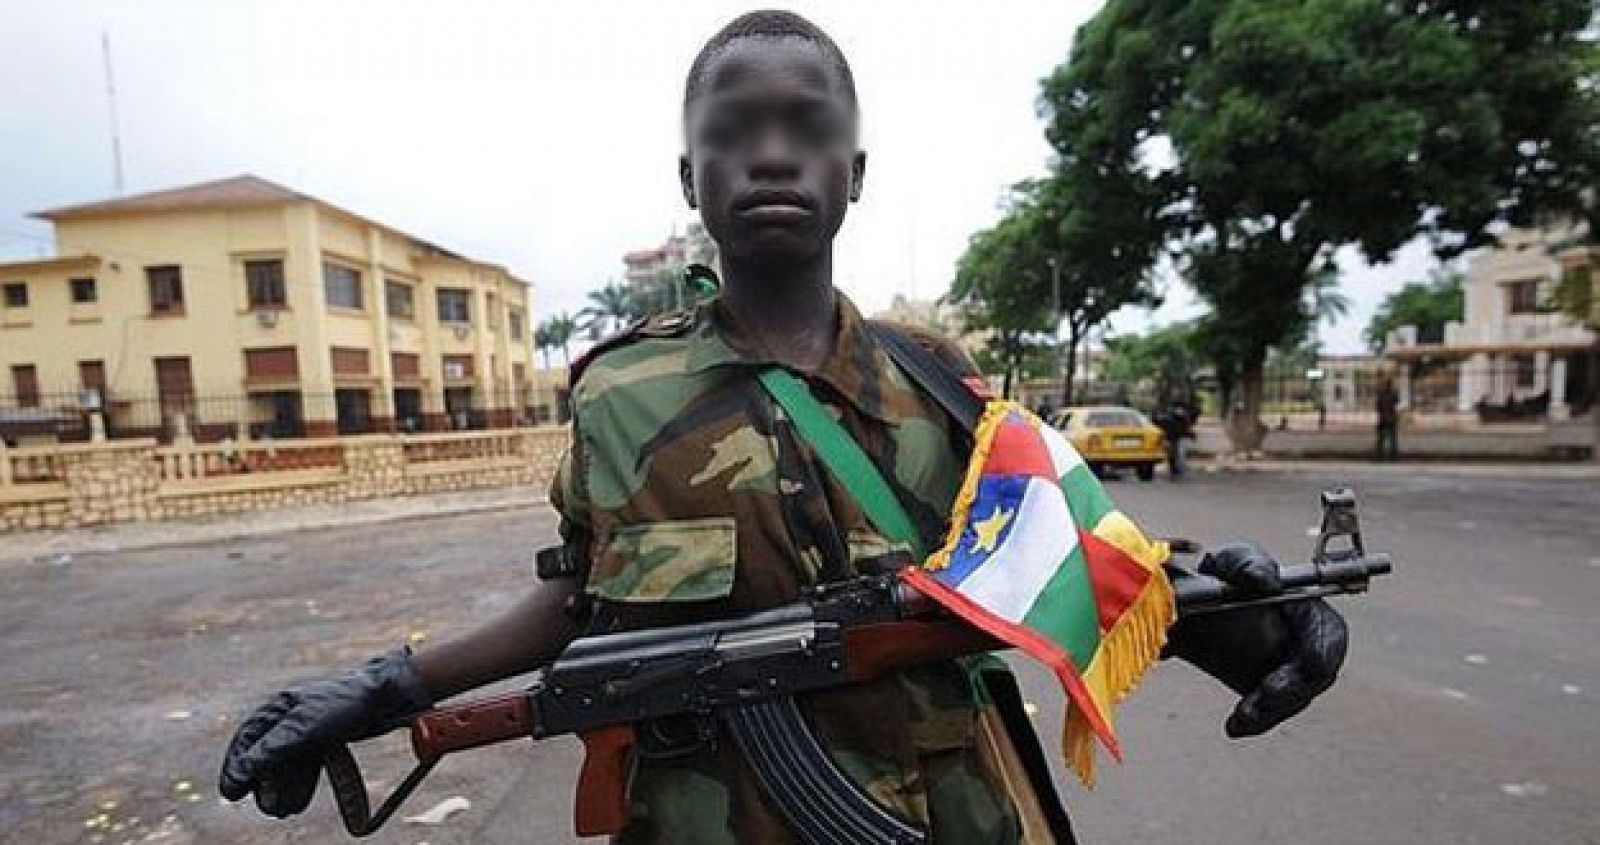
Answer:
top-left (955, 476), bottom-right (1080, 622)
top-left (1041, 424), bottom-right (1085, 481)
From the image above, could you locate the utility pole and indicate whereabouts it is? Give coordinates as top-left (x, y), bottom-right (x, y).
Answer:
top-left (102, 32), bottom-right (125, 194)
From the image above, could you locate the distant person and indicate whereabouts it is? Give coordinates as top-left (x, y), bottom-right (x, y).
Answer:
top-left (1153, 389), bottom-right (1197, 478)
top-left (1375, 378), bottom-right (1400, 461)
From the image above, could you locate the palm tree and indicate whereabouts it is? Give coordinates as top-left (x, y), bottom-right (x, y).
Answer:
top-left (534, 320), bottom-right (555, 369)
top-left (548, 312), bottom-right (578, 367)
top-left (580, 284), bottom-right (634, 339)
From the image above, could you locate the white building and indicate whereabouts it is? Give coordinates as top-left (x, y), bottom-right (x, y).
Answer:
top-left (1388, 225), bottom-right (1595, 419)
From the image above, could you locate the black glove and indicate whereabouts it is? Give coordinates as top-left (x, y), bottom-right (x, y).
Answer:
top-left (1165, 542), bottom-right (1348, 738)
top-left (218, 649), bottom-right (432, 818)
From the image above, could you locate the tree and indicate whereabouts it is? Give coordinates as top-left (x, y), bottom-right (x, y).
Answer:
top-left (1365, 270), bottom-right (1465, 351)
top-left (948, 178), bottom-right (1161, 402)
top-left (533, 321), bottom-right (555, 370)
top-left (579, 284), bottom-right (635, 339)
top-left (1102, 321), bottom-right (1202, 404)
top-left (537, 312), bottom-right (579, 367)
top-left (948, 210), bottom-right (1055, 398)
top-left (1043, 0), bottom-right (1597, 452)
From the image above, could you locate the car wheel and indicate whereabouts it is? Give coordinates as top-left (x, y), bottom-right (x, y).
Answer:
top-left (1136, 463), bottom-right (1155, 482)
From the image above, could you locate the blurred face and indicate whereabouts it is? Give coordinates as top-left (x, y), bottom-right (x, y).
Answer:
top-left (681, 37), bottom-right (865, 269)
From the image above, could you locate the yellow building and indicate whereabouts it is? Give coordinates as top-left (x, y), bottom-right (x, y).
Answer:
top-left (0, 175), bottom-right (535, 442)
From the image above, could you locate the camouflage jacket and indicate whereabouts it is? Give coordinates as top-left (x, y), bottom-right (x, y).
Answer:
top-left (551, 293), bottom-right (1019, 844)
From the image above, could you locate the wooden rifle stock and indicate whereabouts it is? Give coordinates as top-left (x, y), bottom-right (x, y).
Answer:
top-left (842, 619), bottom-right (1004, 683)
top-left (410, 690), bottom-right (533, 763)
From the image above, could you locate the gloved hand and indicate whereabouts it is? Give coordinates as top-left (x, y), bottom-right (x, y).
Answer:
top-left (1164, 542), bottom-right (1348, 738)
top-left (218, 649), bottom-right (432, 818)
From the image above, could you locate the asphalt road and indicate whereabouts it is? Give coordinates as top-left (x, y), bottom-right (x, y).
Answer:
top-left (1, 467), bottom-right (1596, 844)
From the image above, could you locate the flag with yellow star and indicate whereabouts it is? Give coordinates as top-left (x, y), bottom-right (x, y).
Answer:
top-left (901, 401), bottom-right (1175, 786)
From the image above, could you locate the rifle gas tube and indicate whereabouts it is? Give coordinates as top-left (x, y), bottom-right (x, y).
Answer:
top-left (323, 488), bottom-right (1392, 842)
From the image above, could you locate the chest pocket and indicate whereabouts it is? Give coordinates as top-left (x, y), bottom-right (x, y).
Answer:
top-left (588, 517), bottom-right (738, 603)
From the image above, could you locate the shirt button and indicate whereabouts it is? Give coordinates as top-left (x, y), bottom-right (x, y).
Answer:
top-left (779, 478), bottom-right (804, 496)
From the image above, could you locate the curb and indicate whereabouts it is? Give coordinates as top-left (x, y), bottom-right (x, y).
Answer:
top-left (1195, 459), bottom-right (1600, 481)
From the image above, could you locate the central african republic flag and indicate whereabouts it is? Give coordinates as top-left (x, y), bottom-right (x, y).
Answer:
top-left (899, 402), bottom-right (1175, 786)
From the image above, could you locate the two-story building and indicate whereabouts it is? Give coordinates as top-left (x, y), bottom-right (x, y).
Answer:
top-left (0, 175), bottom-right (535, 442)
top-left (1387, 224), bottom-right (1596, 420)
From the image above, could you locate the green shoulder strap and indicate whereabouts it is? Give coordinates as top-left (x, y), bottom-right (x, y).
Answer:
top-left (757, 367), bottom-right (926, 558)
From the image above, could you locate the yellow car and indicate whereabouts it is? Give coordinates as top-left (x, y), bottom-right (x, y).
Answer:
top-left (1048, 405), bottom-right (1167, 481)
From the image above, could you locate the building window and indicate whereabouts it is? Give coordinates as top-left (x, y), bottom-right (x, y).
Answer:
top-left (442, 354), bottom-right (474, 380)
top-left (1515, 355), bottom-right (1538, 389)
top-left (331, 346), bottom-right (371, 376)
top-left (245, 259), bottom-right (287, 310)
top-left (437, 288), bottom-right (470, 324)
top-left (11, 364), bottom-right (39, 408)
top-left (335, 388), bottom-right (374, 435)
top-left (3, 281), bottom-right (27, 308)
top-left (1506, 279), bottom-right (1541, 315)
top-left (147, 266), bottom-right (184, 315)
top-left (508, 308), bottom-right (524, 339)
top-left (244, 347), bottom-right (299, 381)
top-left (323, 262), bottom-right (364, 310)
top-left (385, 279), bottom-right (415, 319)
top-left (70, 278), bottom-right (97, 304)
top-left (79, 360), bottom-right (106, 400)
top-left (393, 388), bottom-right (422, 432)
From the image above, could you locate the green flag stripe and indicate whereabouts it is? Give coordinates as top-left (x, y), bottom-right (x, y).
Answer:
top-left (1061, 463), bottom-right (1115, 530)
top-left (1020, 543), bottom-right (1103, 670)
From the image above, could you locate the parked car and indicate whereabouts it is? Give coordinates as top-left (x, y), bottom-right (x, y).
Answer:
top-left (1048, 405), bottom-right (1166, 481)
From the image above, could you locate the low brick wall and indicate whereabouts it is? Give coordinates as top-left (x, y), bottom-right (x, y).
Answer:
top-left (0, 428), bottom-right (570, 534)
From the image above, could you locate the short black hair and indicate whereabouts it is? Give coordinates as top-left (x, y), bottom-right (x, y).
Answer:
top-left (684, 10), bottom-right (857, 111)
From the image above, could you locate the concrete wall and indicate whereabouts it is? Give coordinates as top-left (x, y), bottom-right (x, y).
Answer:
top-left (0, 427), bottom-right (568, 534)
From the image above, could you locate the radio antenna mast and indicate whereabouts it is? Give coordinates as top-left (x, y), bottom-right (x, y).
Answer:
top-left (102, 32), bottom-right (125, 194)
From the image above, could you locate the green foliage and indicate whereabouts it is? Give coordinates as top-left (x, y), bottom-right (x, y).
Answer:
top-left (948, 206), bottom-right (1056, 396)
top-left (1553, 258), bottom-right (1599, 331)
top-left (1102, 322), bottom-right (1201, 389)
top-left (1364, 270), bottom-right (1465, 350)
top-left (579, 284), bottom-right (636, 339)
top-left (947, 178), bottom-right (1162, 399)
top-left (1041, 0), bottom-right (1597, 448)
top-left (534, 312), bottom-right (579, 367)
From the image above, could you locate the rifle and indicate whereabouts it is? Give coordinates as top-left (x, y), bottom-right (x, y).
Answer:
top-left (322, 488), bottom-right (1391, 843)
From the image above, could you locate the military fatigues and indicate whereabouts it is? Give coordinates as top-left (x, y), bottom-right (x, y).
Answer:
top-left (551, 294), bottom-right (1021, 844)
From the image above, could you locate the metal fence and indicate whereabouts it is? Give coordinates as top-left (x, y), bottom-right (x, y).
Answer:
top-left (1017, 355), bottom-right (1595, 432)
top-left (0, 388), bottom-right (553, 445)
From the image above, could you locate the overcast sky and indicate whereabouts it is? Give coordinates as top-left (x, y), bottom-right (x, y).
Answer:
top-left (0, 0), bottom-right (1437, 353)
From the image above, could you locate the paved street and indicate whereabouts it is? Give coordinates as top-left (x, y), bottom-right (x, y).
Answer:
top-left (1, 467), bottom-right (1597, 843)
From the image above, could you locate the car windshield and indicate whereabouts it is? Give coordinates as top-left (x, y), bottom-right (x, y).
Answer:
top-left (1086, 410), bottom-right (1144, 428)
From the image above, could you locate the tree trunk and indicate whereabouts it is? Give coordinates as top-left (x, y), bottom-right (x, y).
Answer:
top-left (1223, 362), bottom-right (1268, 455)
top-left (1061, 325), bottom-right (1081, 408)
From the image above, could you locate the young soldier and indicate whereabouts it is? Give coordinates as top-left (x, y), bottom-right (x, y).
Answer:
top-left (220, 11), bottom-right (1347, 843)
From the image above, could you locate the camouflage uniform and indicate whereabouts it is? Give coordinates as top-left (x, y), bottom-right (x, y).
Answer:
top-left (551, 293), bottom-right (1021, 844)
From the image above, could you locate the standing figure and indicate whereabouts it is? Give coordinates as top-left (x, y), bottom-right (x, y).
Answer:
top-left (1153, 388), bottom-right (1196, 479)
top-left (1375, 377), bottom-right (1400, 461)
top-left (217, 11), bottom-right (1350, 844)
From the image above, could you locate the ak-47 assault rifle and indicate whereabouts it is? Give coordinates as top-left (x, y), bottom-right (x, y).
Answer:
top-left (322, 489), bottom-right (1391, 844)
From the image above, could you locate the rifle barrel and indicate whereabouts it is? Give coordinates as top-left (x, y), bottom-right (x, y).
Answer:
top-left (1171, 553), bottom-right (1392, 614)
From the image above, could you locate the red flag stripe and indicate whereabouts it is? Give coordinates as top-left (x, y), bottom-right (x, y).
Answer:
top-left (1079, 530), bottom-right (1154, 633)
top-left (899, 566), bottom-right (1122, 760)
top-left (981, 417), bottom-right (1058, 480)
